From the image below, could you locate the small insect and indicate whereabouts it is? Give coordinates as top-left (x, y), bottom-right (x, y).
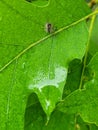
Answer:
top-left (45, 23), bottom-right (54, 33)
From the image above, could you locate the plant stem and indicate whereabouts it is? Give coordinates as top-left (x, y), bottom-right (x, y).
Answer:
top-left (79, 12), bottom-right (96, 89)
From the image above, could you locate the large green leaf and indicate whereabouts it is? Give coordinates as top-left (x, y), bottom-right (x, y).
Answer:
top-left (25, 93), bottom-right (75, 130)
top-left (0, 0), bottom-right (90, 129)
top-left (57, 52), bottom-right (98, 126)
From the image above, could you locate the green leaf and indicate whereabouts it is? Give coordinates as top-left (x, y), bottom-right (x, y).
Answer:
top-left (57, 52), bottom-right (98, 125)
top-left (0, 0), bottom-right (90, 129)
top-left (25, 93), bottom-right (75, 130)
top-left (63, 59), bottom-right (83, 97)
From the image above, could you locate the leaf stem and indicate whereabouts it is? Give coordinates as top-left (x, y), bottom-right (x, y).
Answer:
top-left (79, 12), bottom-right (96, 89)
top-left (0, 10), bottom-right (98, 72)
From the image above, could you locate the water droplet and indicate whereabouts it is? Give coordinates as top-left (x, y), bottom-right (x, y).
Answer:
top-left (28, 66), bottom-right (68, 90)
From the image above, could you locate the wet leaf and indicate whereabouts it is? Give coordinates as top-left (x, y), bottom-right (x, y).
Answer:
top-left (0, 0), bottom-right (90, 129)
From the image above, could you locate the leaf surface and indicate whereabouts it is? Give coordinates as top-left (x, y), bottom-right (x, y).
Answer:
top-left (25, 93), bottom-right (75, 130)
top-left (57, 52), bottom-right (98, 126)
top-left (0, 0), bottom-right (90, 129)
